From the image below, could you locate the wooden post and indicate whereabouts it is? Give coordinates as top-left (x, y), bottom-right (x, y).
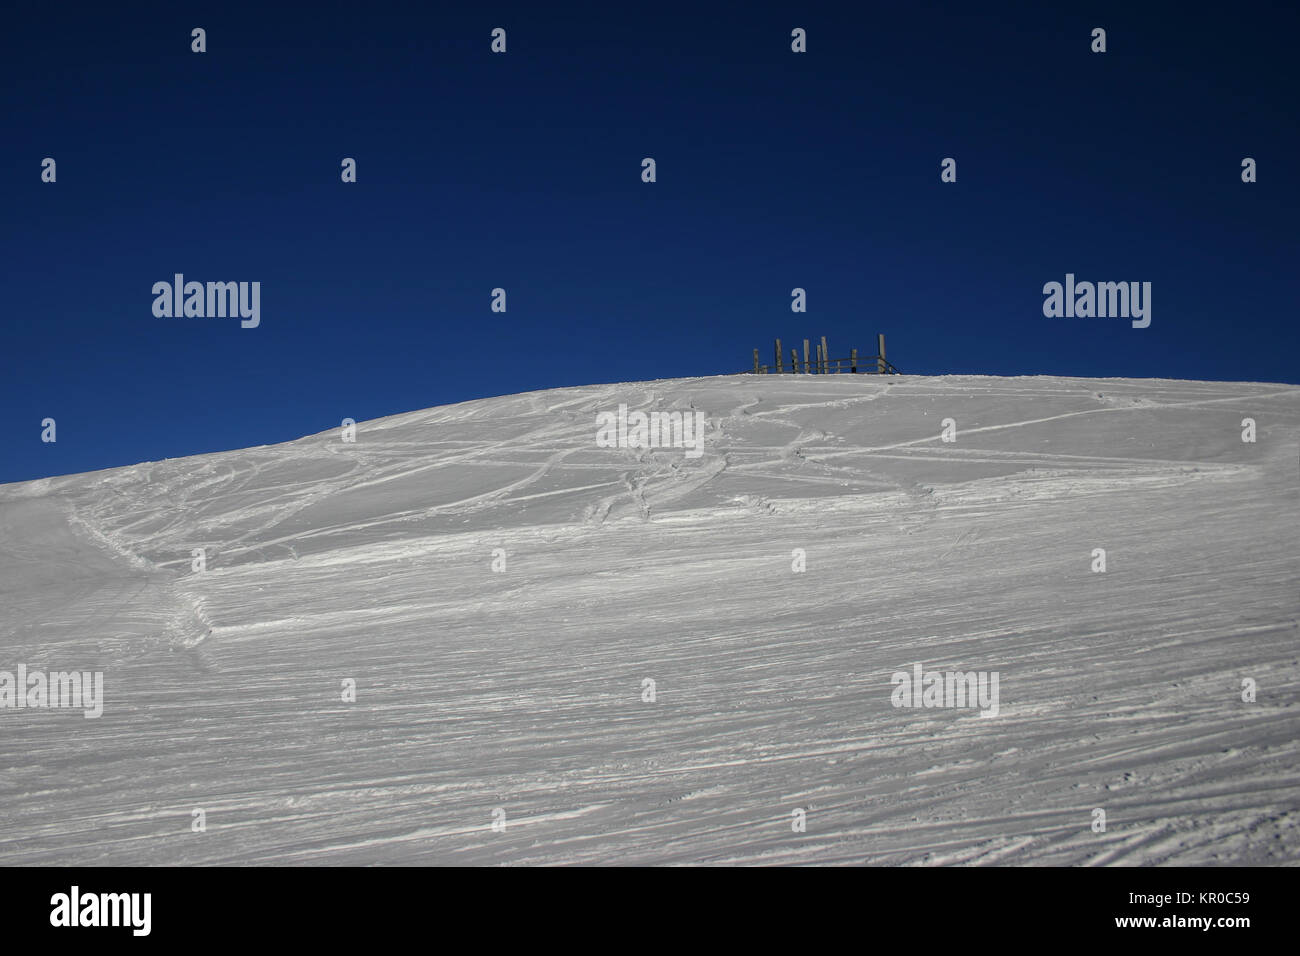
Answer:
top-left (775, 338), bottom-right (783, 374)
top-left (851, 348), bottom-right (858, 373)
top-left (753, 348), bottom-right (761, 374)
top-left (821, 336), bottom-right (829, 374)
top-left (791, 348), bottom-right (799, 373)
top-left (877, 333), bottom-right (887, 374)
top-left (803, 339), bottom-right (810, 374)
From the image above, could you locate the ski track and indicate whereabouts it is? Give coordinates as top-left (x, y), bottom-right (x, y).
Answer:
top-left (1, 373), bottom-right (1297, 865)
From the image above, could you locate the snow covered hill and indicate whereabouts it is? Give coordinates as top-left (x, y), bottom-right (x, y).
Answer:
top-left (2, 373), bottom-right (1297, 865)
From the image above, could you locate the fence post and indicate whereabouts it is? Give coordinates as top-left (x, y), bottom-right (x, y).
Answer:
top-left (753, 348), bottom-right (761, 373)
top-left (821, 336), bottom-right (829, 374)
top-left (851, 348), bottom-right (858, 373)
top-left (791, 348), bottom-right (799, 373)
top-left (775, 338), bottom-right (783, 373)
top-left (877, 333), bottom-right (887, 374)
top-left (803, 339), bottom-right (810, 374)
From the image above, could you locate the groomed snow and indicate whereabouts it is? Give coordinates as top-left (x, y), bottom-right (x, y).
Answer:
top-left (1, 373), bottom-right (1297, 865)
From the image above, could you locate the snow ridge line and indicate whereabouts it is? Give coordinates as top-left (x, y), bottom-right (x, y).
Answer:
top-left (65, 499), bottom-right (157, 574)
top-left (67, 494), bottom-right (216, 651)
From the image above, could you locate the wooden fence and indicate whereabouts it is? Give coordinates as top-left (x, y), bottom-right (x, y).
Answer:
top-left (749, 334), bottom-right (901, 375)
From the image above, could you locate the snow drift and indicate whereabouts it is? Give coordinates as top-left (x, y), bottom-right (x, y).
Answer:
top-left (1, 373), bottom-right (1297, 865)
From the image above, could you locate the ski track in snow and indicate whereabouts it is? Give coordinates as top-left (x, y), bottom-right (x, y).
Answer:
top-left (1, 373), bottom-right (1298, 865)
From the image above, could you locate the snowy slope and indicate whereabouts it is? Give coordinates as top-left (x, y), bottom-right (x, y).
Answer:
top-left (1, 373), bottom-right (1297, 865)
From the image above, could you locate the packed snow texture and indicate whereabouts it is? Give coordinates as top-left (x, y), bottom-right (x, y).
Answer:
top-left (1, 374), bottom-right (1297, 865)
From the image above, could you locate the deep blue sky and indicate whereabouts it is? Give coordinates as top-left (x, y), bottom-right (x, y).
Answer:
top-left (3, 1), bottom-right (1297, 482)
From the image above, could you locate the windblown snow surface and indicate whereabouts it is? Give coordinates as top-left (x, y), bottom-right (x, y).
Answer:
top-left (2, 374), bottom-right (1298, 866)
